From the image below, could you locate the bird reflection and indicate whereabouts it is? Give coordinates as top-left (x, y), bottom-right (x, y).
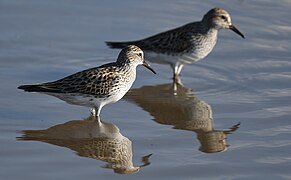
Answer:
top-left (125, 83), bottom-right (240, 153)
top-left (18, 115), bottom-right (152, 174)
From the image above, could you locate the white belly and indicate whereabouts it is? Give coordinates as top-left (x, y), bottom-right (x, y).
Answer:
top-left (44, 81), bottom-right (133, 109)
top-left (144, 35), bottom-right (217, 67)
top-left (145, 51), bottom-right (206, 67)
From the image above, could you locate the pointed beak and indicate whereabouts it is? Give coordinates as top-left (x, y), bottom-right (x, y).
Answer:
top-left (142, 61), bottom-right (157, 74)
top-left (229, 25), bottom-right (245, 39)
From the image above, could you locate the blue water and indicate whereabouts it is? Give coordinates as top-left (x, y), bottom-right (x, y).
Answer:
top-left (1, 0), bottom-right (291, 179)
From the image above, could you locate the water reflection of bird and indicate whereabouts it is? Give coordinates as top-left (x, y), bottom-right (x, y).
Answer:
top-left (125, 83), bottom-right (240, 153)
top-left (18, 116), bottom-right (152, 174)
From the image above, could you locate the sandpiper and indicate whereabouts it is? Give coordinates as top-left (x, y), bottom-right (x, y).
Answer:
top-left (18, 45), bottom-right (156, 117)
top-left (106, 8), bottom-right (244, 81)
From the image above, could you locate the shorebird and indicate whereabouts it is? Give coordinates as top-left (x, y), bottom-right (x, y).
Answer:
top-left (106, 8), bottom-right (244, 81)
top-left (18, 45), bottom-right (156, 117)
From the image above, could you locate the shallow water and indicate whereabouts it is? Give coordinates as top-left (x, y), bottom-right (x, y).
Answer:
top-left (1, 0), bottom-right (291, 179)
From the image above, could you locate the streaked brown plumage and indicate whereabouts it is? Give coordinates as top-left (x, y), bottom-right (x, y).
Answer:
top-left (18, 45), bottom-right (156, 117)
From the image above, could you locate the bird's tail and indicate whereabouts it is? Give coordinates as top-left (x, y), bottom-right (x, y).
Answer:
top-left (18, 84), bottom-right (49, 92)
top-left (17, 130), bottom-right (47, 141)
top-left (105, 41), bottom-right (136, 49)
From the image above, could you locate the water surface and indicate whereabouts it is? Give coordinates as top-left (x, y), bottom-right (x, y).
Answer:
top-left (1, 0), bottom-right (291, 179)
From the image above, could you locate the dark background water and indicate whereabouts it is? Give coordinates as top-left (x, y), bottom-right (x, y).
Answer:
top-left (1, 0), bottom-right (291, 179)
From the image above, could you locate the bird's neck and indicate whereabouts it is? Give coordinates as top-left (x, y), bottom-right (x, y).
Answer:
top-left (118, 62), bottom-right (137, 77)
top-left (199, 19), bottom-right (219, 33)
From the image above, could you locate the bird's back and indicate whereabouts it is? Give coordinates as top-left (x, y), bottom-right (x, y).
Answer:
top-left (106, 22), bottom-right (201, 53)
top-left (18, 63), bottom-right (126, 97)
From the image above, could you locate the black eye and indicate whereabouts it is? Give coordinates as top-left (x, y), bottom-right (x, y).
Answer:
top-left (138, 52), bottom-right (143, 57)
top-left (221, 15), bottom-right (227, 20)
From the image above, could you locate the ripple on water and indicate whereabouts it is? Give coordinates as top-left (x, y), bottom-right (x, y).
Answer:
top-left (1, 0), bottom-right (291, 179)
top-left (183, 57), bottom-right (291, 105)
top-left (256, 156), bottom-right (291, 164)
top-left (246, 125), bottom-right (291, 137)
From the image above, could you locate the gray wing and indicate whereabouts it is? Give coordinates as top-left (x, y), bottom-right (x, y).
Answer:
top-left (106, 22), bottom-right (196, 53)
